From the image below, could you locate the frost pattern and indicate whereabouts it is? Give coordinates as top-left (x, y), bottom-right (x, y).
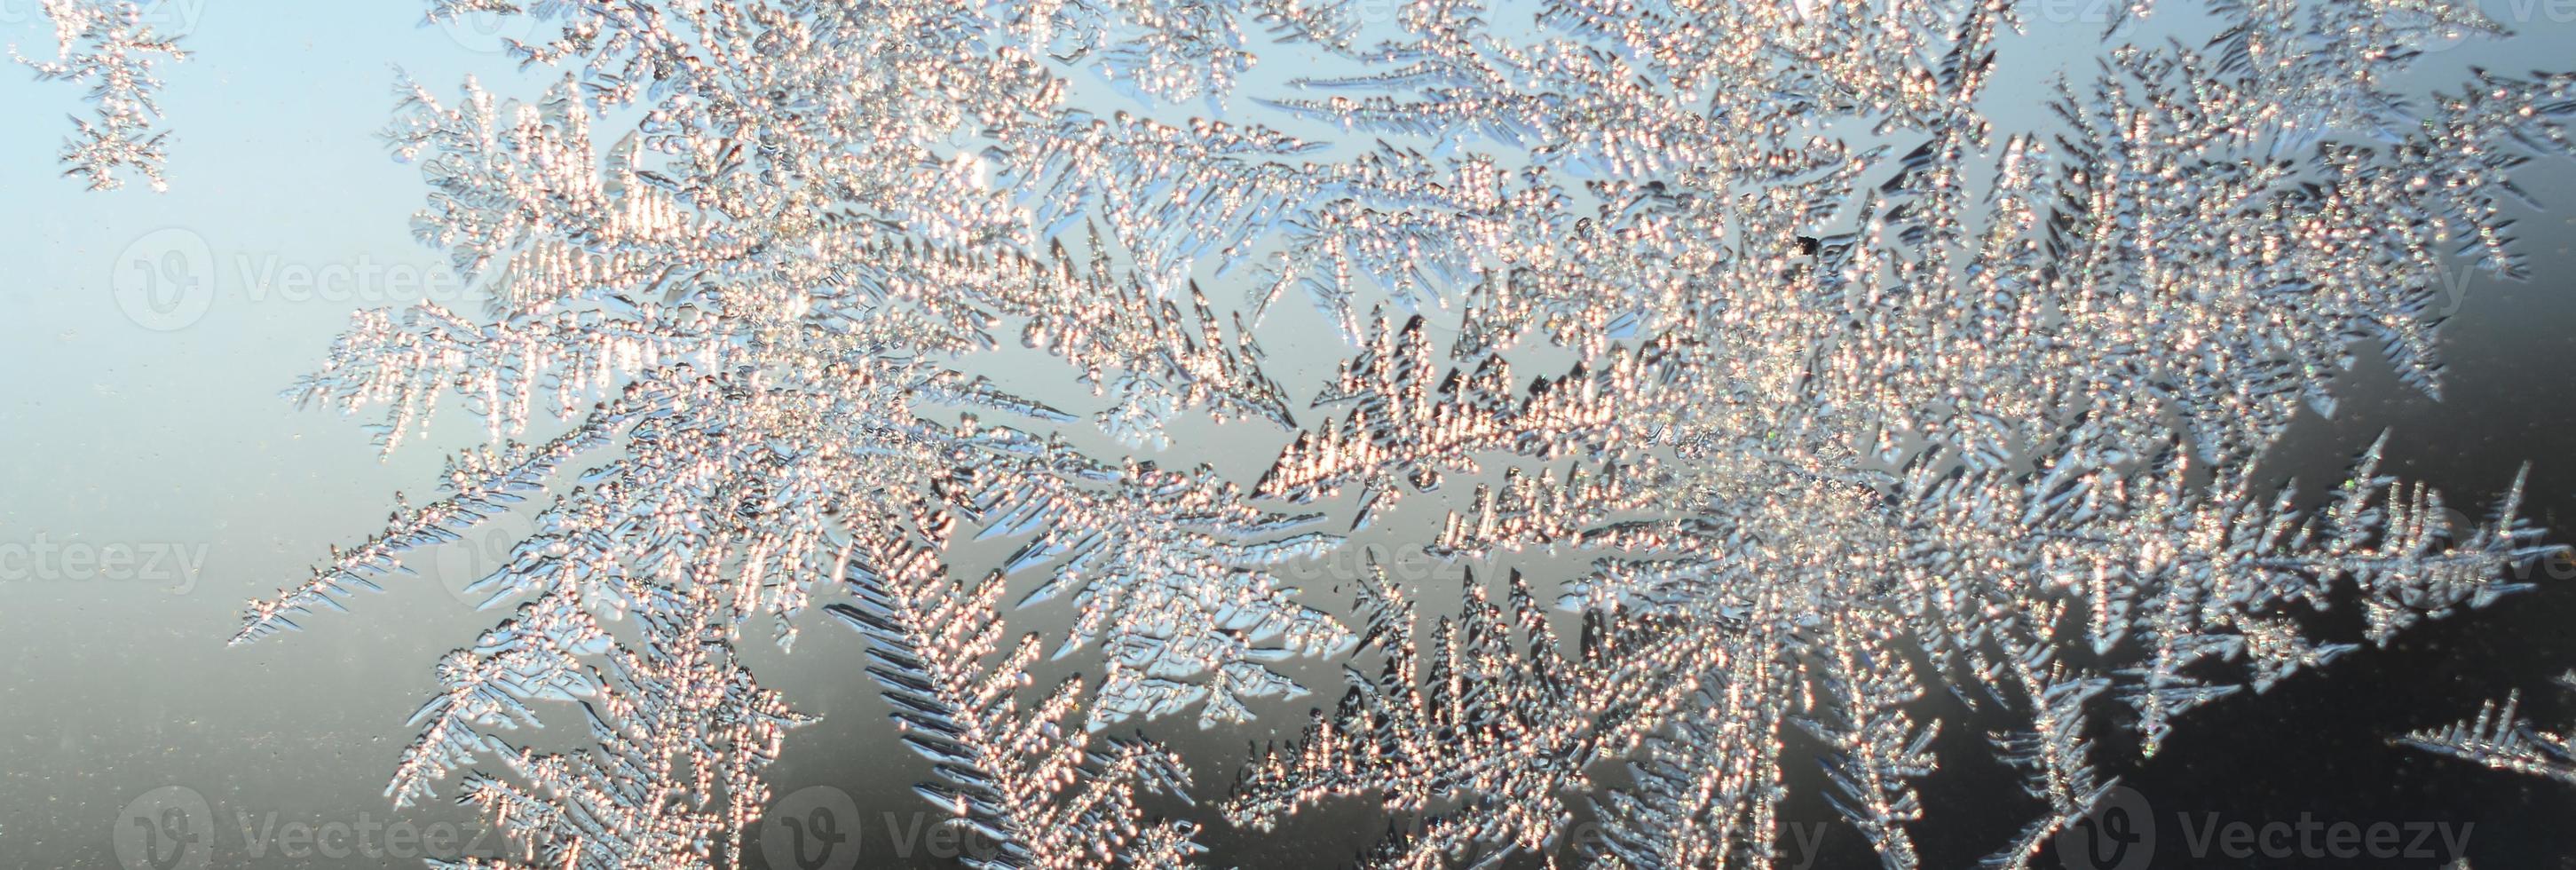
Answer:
top-left (2401, 671), bottom-right (2576, 787)
top-left (212, 0), bottom-right (2576, 867)
top-left (12, 0), bottom-right (186, 191)
top-left (826, 505), bottom-right (1207, 868)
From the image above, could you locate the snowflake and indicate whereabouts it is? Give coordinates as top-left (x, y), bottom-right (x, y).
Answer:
top-left (185, 0), bottom-right (2576, 867)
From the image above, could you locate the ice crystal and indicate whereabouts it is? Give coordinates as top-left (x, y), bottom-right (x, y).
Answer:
top-left (2400, 672), bottom-right (2576, 787)
top-left (1224, 564), bottom-right (1710, 866)
top-left (12, 0), bottom-right (186, 191)
top-left (205, 0), bottom-right (2576, 866)
top-left (826, 504), bottom-right (1206, 868)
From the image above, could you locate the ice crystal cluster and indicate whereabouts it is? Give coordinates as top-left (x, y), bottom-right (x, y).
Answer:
top-left (187, 0), bottom-right (2576, 866)
top-left (2399, 600), bottom-right (2576, 837)
top-left (13, 0), bottom-right (186, 191)
top-left (2402, 668), bottom-right (2576, 790)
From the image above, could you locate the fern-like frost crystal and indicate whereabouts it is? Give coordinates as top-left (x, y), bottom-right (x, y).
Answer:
top-left (209, 0), bottom-right (2576, 866)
